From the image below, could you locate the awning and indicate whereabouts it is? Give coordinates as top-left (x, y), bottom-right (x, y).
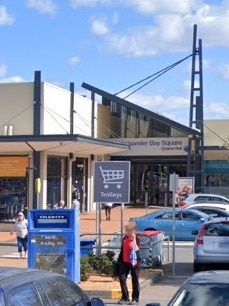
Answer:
top-left (0, 134), bottom-right (129, 155)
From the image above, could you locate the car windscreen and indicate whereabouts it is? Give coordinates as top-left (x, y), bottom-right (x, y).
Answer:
top-left (173, 284), bottom-right (229, 306)
top-left (205, 222), bottom-right (229, 236)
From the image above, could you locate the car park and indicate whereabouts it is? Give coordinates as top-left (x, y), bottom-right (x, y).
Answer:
top-left (193, 217), bottom-right (229, 272)
top-left (183, 204), bottom-right (229, 218)
top-left (0, 267), bottom-right (104, 306)
top-left (147, 270), bottom-right (229, 306)
top-left (178, 193), bottom-right (229, 207)
top-left (130, 208), bottom-right (209, 241)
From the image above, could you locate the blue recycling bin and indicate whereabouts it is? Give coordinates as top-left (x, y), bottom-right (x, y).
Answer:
top-left (28, 209), bottom-right (80, 283)
top-left (80, 238), bottom-right (96, 256)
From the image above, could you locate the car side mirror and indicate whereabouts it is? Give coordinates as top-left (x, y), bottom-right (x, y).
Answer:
top-left (200, 217), bottom-right (206, 222)
top-left (90, 298), bottom-right (105, 306)
top-left (191, 230), bottom-right (198, 235)
top-left (145, 303), bottom-right (161, 306)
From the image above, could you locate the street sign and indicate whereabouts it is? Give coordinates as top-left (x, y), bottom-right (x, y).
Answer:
top-left (93, 161), bottom-right (130, 203)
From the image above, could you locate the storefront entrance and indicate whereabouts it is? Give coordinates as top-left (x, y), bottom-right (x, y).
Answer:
top-left (72, 158), bottom-right (88, 212)
top-left (47, 156), bottom-right (68, 208)
top-left (131, 160), bottom-right (187, 206)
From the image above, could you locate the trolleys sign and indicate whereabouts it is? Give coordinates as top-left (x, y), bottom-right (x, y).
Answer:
top-left (93, 161), bottom-right (130, 203)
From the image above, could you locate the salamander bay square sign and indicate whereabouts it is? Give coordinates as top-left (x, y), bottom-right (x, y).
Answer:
top-left (93, 161), bottom-right (130, 203)
top-left (111, 137), bottom-right (189, 156)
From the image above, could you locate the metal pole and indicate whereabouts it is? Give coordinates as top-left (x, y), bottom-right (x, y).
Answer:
top-left (98, 203), bottom-right (102, 255)
top-left (145, 191), bottom-right (148, 214)
top-left (96, 204), bottom-right (99, 236)
top-left (172, 190), bottom-right (176, 276)
top-left (121, 203), bottom-right (124, 240)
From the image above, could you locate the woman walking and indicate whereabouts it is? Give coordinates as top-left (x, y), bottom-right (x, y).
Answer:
top-left (10, 212), bottom-right (28, 259)
top-left (118, 222), bottom-right (141, 305)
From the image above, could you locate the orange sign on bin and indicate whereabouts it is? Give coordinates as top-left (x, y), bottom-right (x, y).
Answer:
top-left (0, 156), bottom-right (28, 177)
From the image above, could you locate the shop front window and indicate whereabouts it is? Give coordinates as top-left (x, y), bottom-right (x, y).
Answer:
top-left (0, 156), bottom-right (28, 221)
top-left (47, 156), bottom-right (67, 208)
top-left (131, 162), bottom-right (187, 206)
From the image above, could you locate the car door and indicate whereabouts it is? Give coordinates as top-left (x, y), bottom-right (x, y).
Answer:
top-left (154, 211), bottom-right (180, 238)
top-left (180, 211), bottom-right (205, 240)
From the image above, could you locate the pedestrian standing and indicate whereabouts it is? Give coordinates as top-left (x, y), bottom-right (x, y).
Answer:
top-left (103, 202), bottom-right (113, 220)
top-left (10, 212), bottom-right (28, 259)
top-left (118, 222), bottom-right (141, 305)
top-left (72, 196), bottom-right (80, 210)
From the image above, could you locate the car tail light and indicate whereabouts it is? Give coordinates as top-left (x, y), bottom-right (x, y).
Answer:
top-left (179, 201), bottom-right (186, 207)
top-left (196, 225), bottom-right (206, 245)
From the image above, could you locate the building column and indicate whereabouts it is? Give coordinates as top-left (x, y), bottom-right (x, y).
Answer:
top-left (67, 157), bottom-right (73, 208)
top-left (40, 152), bottom-right (47, 209)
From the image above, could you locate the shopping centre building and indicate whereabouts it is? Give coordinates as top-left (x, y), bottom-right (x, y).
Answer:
top-left (0, 71), bottom-right (227, 218)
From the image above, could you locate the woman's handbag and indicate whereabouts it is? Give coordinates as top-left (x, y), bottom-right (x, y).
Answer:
top-left (130, 248), bottom-right (137, 266)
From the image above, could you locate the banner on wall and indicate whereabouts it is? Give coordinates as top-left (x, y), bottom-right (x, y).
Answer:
top-left (176, 177), bottom-right (195, 204)
top-left (0, 156), bottom-right (28, 177)
top-left (112, 137), bottom-right (189, 156)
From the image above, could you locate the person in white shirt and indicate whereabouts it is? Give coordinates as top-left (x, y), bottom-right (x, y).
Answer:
top-left (103, 202), bottom-right (113, 221)
top-left (72, 196), bottom-right (80, 210)
top-left (10, 212), bottom-right (28, 259)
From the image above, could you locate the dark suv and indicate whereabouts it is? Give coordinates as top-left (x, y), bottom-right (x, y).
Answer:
top-left (0, 268), bottom-right (104, 306)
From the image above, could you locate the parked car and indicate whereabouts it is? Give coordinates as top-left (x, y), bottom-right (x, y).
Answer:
top-left (179, 193), bottom-right (229, 207)
top-left (147, 270), bottom-right (229, 306)
top-left (0, 267), bottom-right (104, 306)
top-left (193, 217), bottom-right (229, 272)
top-left (184, 204), bottom-right (229, 218)
top-left (130, 208), bottom-right (209, 241)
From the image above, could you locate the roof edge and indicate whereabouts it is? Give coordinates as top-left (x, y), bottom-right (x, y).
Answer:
top-left (82, 82), bottom-right (200, 136)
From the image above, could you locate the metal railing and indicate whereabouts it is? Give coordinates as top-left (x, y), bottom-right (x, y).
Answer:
top-left (80, 232), bottom-right (170, 265)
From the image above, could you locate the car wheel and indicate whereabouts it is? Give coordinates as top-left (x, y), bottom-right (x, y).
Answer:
top-left (193, 262), bottom-right (202, 273)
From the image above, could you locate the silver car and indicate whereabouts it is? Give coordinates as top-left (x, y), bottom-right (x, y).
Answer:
top-left (193, 217), bottom-right (229, 272)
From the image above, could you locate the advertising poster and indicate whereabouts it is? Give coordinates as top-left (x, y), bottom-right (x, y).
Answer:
top-left (176, 177), bottom-right (195, 204)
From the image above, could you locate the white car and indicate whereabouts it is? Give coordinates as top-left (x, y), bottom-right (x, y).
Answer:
top-left (185, 203), bottom-right (229, 212)
top-left (179, 193), bottom-right (229, 207)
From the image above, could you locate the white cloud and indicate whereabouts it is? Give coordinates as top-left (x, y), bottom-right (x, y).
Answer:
top-left (125, 0), bottom-right (198, 15)
top-left (0, 6), bottom-right (14, 26)
top-left (91, 18), bottom-right (109, 35)
top-left (70, 0), bottom-right (110, 8)
top-left (0, 76), bottom-right (25, 83)
top-left (218, 64), bottom-right (229, 80)
top-left (112, 11), bottom-right (119, 24)
top-left (205, 102), bottom-right (229, 119)
top-left (67, 56), bottom-right (81, 67)
top-left (0, 64), bottom-right (7, 78)
top-left (84, 0), bottom-right (229, 57)
top-left (26, 0), bottom-right (58, 15)
top-left (119, 91), bottom-right (189, 111)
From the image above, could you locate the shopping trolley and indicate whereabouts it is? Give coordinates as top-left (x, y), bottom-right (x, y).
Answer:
top-left (99, 166), bottom-right (124, 189)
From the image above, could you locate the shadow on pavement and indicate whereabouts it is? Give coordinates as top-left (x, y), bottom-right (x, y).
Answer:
top-left (163, 262), bottom-right (193, 278)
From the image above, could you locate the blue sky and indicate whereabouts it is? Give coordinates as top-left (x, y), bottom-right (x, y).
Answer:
top-left (1, 0), bottom-right (229, 125)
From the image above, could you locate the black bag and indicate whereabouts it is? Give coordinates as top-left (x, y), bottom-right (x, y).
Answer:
top-left (113, 260), bottom-right (120, 278)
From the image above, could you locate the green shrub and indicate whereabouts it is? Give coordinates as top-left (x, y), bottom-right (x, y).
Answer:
top-left (81, 251), bottom-right (116, 281)
top-left (80, 256), bottom-right (93, 281)
top-left (88, 251), bottom-right (114, 276)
